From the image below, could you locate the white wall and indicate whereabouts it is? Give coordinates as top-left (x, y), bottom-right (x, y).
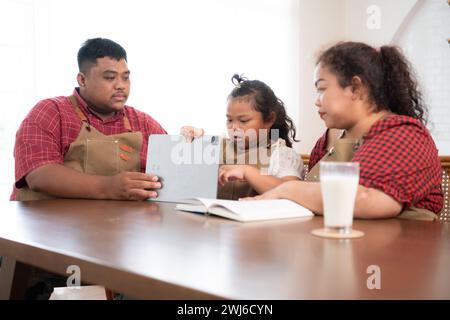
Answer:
top-left (297, 0), bottom-right (345, 154)
top-left (344, 0), bottom-right (418, 45)
top-left (31, 0), bottom-right (300, 137)
top-left (396, 0), bottom-right (450, 155)
top-left (0, 0), bottom-right (35, 195)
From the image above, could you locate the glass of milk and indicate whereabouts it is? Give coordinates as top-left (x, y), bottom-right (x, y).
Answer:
top-left (320, 162), bottom-right (360, 234)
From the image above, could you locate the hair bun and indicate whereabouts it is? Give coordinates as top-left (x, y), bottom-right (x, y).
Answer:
top-left (231, 73), bottom-right (247, 86)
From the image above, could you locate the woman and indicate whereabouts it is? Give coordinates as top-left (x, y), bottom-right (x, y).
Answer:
top-left (249, 42), bottom-right (443, 220)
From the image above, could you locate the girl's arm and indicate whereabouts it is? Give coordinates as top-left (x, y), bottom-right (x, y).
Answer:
top-left (248, 180), bottom-right (402, 219)
top-left (245, 166), bottom-right (300, 194)
top-left (220, 143), bottom-right (303, 194)
top-left (219, 165), bottom-right (299, 194)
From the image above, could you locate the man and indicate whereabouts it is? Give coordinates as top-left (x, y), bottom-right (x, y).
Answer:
top-left (12, 38), bottom-right (165, 201)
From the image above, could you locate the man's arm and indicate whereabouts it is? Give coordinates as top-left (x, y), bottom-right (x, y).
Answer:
top-left (25, 164), bottom-right (160, 200)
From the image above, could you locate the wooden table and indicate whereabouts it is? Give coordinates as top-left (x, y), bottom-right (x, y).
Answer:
top-left (0, 200), bottom-right (449, 299)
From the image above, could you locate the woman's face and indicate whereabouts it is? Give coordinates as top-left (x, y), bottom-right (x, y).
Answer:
top-left (226, 97), bottom-right (274, 148)
top-left (313, 63), bottom-right (360, 129)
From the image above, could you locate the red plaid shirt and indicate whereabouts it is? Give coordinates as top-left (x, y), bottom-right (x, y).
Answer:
top-left (309, 115), bottom-right (443, 214)
top-left (11, 88), bottom-right (166, 200)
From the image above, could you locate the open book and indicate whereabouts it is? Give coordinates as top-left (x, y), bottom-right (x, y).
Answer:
top-left (175, 198), bottom-right (314, 222)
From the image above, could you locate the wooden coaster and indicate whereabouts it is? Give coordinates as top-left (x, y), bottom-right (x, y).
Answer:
top-left (311, 228), bottom-right (365, 239)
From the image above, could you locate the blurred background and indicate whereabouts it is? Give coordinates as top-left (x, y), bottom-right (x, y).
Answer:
top-left (0, 0), bottom-right (449, 198)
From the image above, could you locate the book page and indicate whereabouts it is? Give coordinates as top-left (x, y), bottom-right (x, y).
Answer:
top-left (197, 198), bottom-right (313, 221)
top-left (175, 198), bottom-right (220, 213)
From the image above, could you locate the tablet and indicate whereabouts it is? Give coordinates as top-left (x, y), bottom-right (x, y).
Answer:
top-left (145, 134), bottom-right (222, 203)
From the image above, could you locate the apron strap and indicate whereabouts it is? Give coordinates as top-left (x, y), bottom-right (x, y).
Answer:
top-left (325, 129), bottom-right (345, 153)
top-left (67, 95), bottom-right (133, 132)
top-left (123, 115), bottom-right (132, 132)
top-left (68, 95), bottom-right (89, 123)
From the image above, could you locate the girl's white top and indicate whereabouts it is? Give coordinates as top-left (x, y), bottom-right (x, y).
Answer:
top-left (268, 139), bottom-right (304, 179)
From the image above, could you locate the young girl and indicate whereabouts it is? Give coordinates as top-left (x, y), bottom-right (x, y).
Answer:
top-left (248, 42), bottom-right (443, 220)
top-left (181, 74), bottom-right (303, 200)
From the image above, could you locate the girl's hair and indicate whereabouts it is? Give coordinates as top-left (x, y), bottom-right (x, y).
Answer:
top-left (228, 74), bottom-right (298, 147)
top-left (316, 41), bottom-right (427, 124)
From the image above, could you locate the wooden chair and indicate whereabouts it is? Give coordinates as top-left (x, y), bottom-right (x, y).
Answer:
top-left (301, 154), bottom-right (310, 179)
top-left (440, 156), bottom-right (450, 222)
top-left (300, 154), bottom-right (450, 222)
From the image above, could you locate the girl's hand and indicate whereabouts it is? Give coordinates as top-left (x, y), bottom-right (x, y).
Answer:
top-left (218, 165), bottom-right (248, 186)
top-left (180, 126), bottom-right (204, 142)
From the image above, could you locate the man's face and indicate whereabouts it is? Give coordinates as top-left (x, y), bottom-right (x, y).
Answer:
top-left (78, 57), bottom-right (130, 114)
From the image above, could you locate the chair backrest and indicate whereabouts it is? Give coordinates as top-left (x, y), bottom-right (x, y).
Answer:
top-left (300, 154), bottom-right (450, 222)
top-left (440, 157), bottom-right (450, 222)
top-left (302, 155), bottom-right (310, 179)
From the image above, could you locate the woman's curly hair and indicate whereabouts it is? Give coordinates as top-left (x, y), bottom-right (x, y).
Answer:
top-left (317, 41), bottom-right (427, 125)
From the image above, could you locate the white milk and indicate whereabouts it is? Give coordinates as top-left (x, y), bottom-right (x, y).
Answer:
top-left (320, 175), bottom-right (359, 228)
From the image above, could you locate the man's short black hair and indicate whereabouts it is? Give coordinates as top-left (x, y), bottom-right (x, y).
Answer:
top-left (77, 38), bottom-right (127, 73)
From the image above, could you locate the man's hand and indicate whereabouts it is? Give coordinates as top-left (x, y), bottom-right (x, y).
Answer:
top-left (104, 172), bottom-right (162, 201)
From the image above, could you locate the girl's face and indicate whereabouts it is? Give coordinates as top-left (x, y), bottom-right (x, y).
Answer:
top-left (226, 97), bottom-right (274, 148)
top-left (313, 63), bottom-right (360, 129)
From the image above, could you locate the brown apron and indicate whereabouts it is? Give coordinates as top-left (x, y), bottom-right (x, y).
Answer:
top-left (16, 95), bottom-right (143, 201)
top-left (306, 130), bottom-right (438, 221)
top-left (217, 139), bottom-right (272, 200)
